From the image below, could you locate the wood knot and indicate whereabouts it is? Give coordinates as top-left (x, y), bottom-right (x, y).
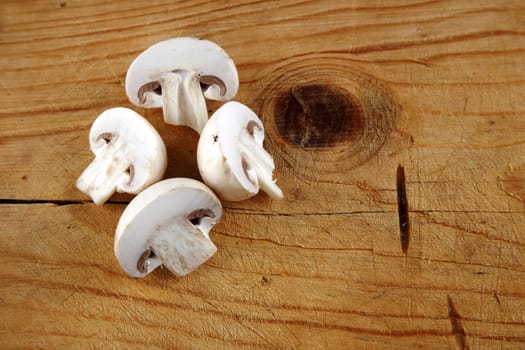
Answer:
top-left (251, 56), bottom-right (399, 178)
top-left (275, 84), bottom-right (363, 148)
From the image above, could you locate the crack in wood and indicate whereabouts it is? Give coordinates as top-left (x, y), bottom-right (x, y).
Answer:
top-left (447, 295), bottom-right (470, 350)
top-left (0, 198), bottom-right (84, 206)
top-left (396, 165), bottom-right (410, 254)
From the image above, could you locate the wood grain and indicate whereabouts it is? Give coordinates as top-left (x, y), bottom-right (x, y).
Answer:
top-left (1, 0), bottom-right (525, 349)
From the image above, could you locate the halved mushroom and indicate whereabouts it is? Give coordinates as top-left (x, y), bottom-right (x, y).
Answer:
top-left (125, 37), bottom-right (239, 134)
top-left (197, 101), bottom-right (284, 201)
top-left (114, 178), bottom-right (222, 278)
top-left (76, 107), bottom-right (167, 205)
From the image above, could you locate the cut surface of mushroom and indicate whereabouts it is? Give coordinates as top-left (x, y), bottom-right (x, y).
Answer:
top-left (197, 101), bottom-right (284, 201)
top-left (125, 37), bottom-right (238, 133)
top-left (114, 178), bottom-right (222, 278)
top-left (76, 107), bottom-right (167, 205)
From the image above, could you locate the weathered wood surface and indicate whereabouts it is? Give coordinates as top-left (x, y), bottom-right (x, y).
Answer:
top-left (1, 0), bottom-right (525, 349)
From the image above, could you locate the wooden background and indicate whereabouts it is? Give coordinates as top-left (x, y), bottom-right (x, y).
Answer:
top-left (1, 0), bottom-right (524, 349)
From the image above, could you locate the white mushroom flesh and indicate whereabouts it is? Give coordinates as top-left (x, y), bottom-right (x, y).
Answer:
top-left (76, 108), bottom-right (167, 205)
top-left (238, 127), bottom-right (284, 200)
top-left (197, 101), bottom-right (284, 201)
top-left (114, 178), bottom-right (222, 278)
top-left (155, 70), bottom-right (208, 133)
top-left (147, 216), bottom-right (217, 276)
top-left (125, 37), bottom-right (239, 134)
top-left (76, 135), bottom-right (132, 205)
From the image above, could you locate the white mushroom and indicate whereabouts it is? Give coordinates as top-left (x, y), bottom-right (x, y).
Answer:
top-left (76, 107), bottom-right (167, 205)
top-left (197, 101), bottom-right (284, 201)
top-left (125, 37), bottom-right (239, 133)
top-left (114, 178), bottom-right (222, 278)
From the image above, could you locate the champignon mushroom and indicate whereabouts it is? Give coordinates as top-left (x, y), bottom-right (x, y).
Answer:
top-left (76, 107), bottom-right (167, 205)
top-left (125, 37), bottom-right (239, 134)
top-left (197, 101), bottom-right (284, 201)
top-left (114, 178), bottom-right (222, 278)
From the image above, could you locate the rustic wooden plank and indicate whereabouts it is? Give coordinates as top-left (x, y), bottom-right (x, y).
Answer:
top-left (1, 3), bottom-right (524, 212)
top-left (1, 0), bottom-right (524, 348)
top-left (1, 203), bottom-right (524, 349)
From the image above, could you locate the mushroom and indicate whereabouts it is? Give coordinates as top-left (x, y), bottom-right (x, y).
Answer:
top-left (76, 107), bottom-right (167, 205)
top-left (114, 178), bottom-right (222, 278)
top-left (125, 37), bottom-right (239, 134)
top-left (197, 101), bottom-right (284, 201)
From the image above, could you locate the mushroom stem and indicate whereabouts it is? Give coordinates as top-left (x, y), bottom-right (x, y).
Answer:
top-left (76, 138), bottom-right (130, 205)
top-left (155, 70), bottom-right (209, 134)
top-left (238, 129), bottom-right (284, 199)
top-left (144, 217), bottom-right (217, 277)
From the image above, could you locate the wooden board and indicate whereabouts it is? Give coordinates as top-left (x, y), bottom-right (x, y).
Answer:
top-left (1, 0), bottom-right (524, 348)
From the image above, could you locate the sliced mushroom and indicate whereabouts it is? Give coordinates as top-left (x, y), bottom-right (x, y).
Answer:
top-left (197, 101), bottom-right (284, 201)
top-left (125, 37), bottom-right (239, 133)
top-left (76, 107), bottom-right (167, 205)
top-left (114, 178), bottom-right (222, 278)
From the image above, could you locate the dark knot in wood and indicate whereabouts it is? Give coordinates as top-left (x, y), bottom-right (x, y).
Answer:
top-left (274, 84), bottom-right (363, 148)
top-left (251, 56), bottom-right (399, 176)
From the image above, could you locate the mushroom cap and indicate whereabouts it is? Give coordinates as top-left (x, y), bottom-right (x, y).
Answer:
top-left (197, 101), bottom-right (265, 201)
top-left (125, 37), bottom-right (239, 108)
top-left (114, 178), bottom-right (222, 278)
top-left (89, 107), bottom-right (167, 194)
